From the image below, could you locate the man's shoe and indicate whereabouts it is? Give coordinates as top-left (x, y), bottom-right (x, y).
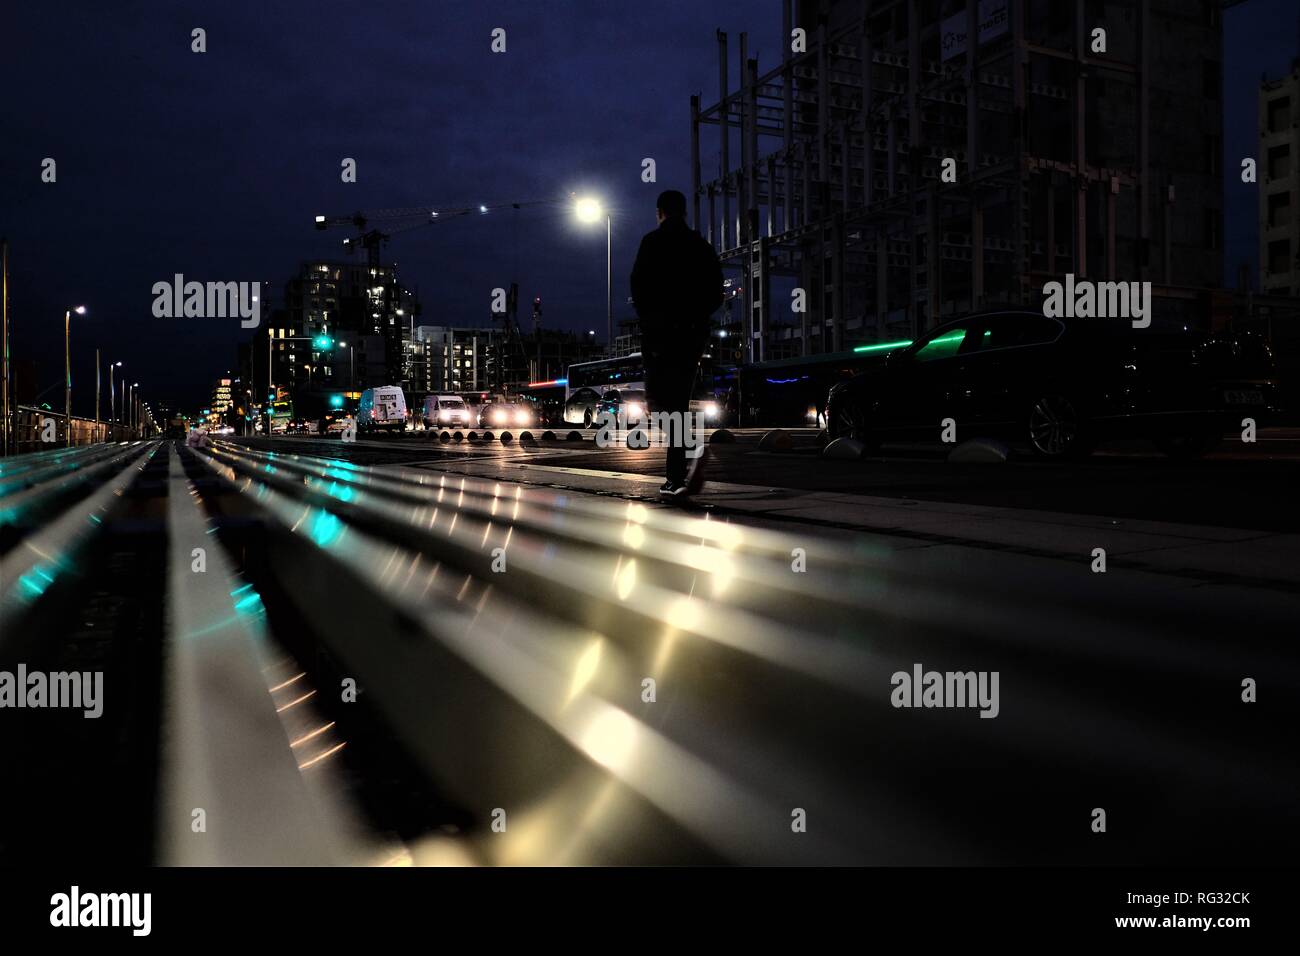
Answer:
top-left (683, 446), bottom-right (710, 496)
top-left (659, 480), bottom-right (688, 500)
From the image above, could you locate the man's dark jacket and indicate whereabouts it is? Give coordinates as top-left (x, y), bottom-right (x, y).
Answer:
top-left (630, 217), bottom-right (724, 359)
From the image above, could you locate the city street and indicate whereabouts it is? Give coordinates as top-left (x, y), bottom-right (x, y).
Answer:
top-left (5, 0), bottom-right (1299, 934)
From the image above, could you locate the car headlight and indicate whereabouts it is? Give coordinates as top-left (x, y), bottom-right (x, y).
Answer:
top-left (703, 402), bottom-right (719, 418)
top-left (513, 409), bottom-right (532, 425)
top-left (623, 402), bottom-right (645, 419)
top-left (491, 409), bottom-right (508, 424)
top-left (438, 409), bottom-right (451, 421)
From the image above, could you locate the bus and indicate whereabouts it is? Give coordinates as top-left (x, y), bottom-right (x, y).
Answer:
top-left (564, 354), bottom-right (645, 426)
top-left (516, 379), bottom-right (568, 426)
top-left (564, 351), bottom-right (737, 426)
top-left (736, 347), bottom-right (900, 427)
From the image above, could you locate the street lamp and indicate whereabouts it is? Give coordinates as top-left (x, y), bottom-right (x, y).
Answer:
top-left (338, 341), bottom-right (354, 388)
top-left (574, 197), bottom-right (612, 355)
top-left (108, 360), bottom-right (122, 440)
top-left (64, 305), bottom-right (86, 446)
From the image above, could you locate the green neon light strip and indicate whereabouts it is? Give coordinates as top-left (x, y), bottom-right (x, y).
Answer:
top-left (853, 338), bottom-right (914, 353)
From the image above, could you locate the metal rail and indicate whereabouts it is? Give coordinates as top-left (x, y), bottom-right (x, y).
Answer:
top-left (2, 437), bottom-right (1297, 865)
top-left (159, 445), bottom-right (370, 865)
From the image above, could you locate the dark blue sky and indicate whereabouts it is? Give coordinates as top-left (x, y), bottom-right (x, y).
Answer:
top-left (0, 0), bottom-right (1292, 412)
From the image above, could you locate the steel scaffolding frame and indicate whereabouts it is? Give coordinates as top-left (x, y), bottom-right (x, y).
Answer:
top-left (692, 0), bottom-right (1155, 364)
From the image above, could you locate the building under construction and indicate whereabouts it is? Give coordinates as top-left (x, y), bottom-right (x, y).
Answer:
top-left (692, 0), bottom-right (1226, 365)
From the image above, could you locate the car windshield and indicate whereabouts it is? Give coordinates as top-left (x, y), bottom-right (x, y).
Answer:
top-left (442, 398), bottom-right (465, 408)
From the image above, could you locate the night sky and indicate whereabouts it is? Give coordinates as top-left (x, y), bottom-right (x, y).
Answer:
top-left (0, 0), bottom-right (1293, 413)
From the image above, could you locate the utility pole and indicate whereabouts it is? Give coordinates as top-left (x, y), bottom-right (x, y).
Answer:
top-left (605, 213), bottom-right (613, 356)
top-left (95, 348), bottom-right (100, 440)
top-left (64, 310), bottom-right (71, 447)
top-left (533, 296), bottom-right (542, 382)
top-left (1, 239), bottom-right (9, 457)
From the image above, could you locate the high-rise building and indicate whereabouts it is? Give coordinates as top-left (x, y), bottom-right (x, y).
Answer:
top-left (415, 326), bottom-right (501, 394)
top-left (254, 261), bottom-right (422, 407)
top-left (413, 325), bottom-right (606, 395)
top-left (1261, 55), bottom-right (1300, 296)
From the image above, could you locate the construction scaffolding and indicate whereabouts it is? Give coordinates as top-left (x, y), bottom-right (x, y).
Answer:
top-left (692, 0), bottom-right (1226, 365)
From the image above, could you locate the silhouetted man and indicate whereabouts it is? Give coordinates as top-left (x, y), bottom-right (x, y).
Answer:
top-left (630, 189), bottom-right (724, 499)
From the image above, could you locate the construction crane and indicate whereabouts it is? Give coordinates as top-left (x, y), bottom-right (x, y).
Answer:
top-left (312, 198), bottom-right (561, 395)
top-left (313, 200), bottom-right (556, 272)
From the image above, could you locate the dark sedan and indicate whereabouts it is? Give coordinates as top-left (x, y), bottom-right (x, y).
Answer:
top-left (825, 310), bottom-right (1278, 458)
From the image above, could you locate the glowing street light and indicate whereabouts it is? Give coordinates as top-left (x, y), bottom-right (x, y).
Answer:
top-left (63, 305), bottom-right (87, 446)
top-left (574, 196), bottom-right (612, 353)
top-left (108, 360), bottom-right (122, 439)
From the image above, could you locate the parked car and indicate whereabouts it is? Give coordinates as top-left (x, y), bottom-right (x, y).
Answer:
top-left (422, 394), bottom-right (470, 428)
top-left (477, 402), bottom-right (534, 430)
top-left (357, 386), bottom-right (408, 433)
top-left (825, 310), bottom-right (1279, 459)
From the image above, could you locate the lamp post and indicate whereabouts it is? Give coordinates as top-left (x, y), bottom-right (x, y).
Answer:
top-left (575, 198), bottom-right (612, 355)
top-left (108, 360), bottom-right (122, 440)
top-left (338, 341), bottom-right (355, 389)
top-left (64, 305), bottom-right (86, 446)
top-left (131, 383), bottom-right (139, 436)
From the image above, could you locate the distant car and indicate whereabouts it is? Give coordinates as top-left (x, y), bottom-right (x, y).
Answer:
top-left (689, 395), bottom-right (725, 426)
top-left (423, 394), bottom-right (470, 428)
top-left (595, 389), bottom-right (647, 425)
top-left (357, 386), bottom-right (408, 433)
top-left (825, 310), bottom-right (1279, 459)
top-left (477, 402), bottom-right (534, 430)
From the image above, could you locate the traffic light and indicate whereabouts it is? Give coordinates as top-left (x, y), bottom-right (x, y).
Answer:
top-left (329, 394), bottom-right (344, 409)
top-left (314, 335), bottom-right (334, 349)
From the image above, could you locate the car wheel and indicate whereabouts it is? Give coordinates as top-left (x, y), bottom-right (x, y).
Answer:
top-left (1027, 394), bottom-right (1090, 458)
top-left (829, 396), bottom-right (880, 451)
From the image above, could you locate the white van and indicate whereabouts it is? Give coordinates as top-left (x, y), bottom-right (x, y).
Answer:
top-left (422, 394), bottom-right (471, 428)
top-left (357, 386), bottom-right (408, 432)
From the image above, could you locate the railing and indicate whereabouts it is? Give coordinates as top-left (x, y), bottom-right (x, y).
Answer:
top-left (3, 436), bottom-right (1294, 866)
top-left (3, 405), bottom-right (145, 453)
